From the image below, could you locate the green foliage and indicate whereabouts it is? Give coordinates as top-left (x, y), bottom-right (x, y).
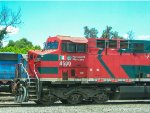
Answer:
top-left (101, 26), bottom-right (113, 39)
top-left (34, 45), bottom-right (41, 50)
top-left (112, 31), bottom-right (119, 38)
top-left (84, 26), bottom-right (98, 38)
top-left (127, 30), bottom-right (134, 40)
top-left (84, 25), bottom-right (125, 39)
top-left (7, 40), bottom-right (15, 46)
top-left (101, 26), bottom-right (124, 39)
top-left (15, 38), bottom-right (33, 48)
top-left (0, 28), bottom-right (7, 47)
top-left (0, 28), bottom-right (7, 41)
top-left (0, 38), bottom-right (41, 54)
top-left (90, 28), bottom-right (98, 38)
top-left (112, 31), bottom-right (124, 39)
top-left (84, 26), bottom-right (90, 38)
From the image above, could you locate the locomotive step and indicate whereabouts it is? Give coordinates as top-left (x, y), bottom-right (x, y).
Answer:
top-left (28, 90), bottom-right (36, 92)
top-left (29, 99), bottom-right (38, 101)
top-left (29, 82), bottom-right (36, 84)
top-left (29, 98), bottom-right (38, 100)
top-left (29, 95), bottom-right (37, 99)
top-left (28, 86), bottom-right (36, 88)
top-left (28, 79), bottom-right (38, 101)
top-left (28, 79), bottom-right (37, 82)
top-left (28, 78), bottom-right (37, 80)
top-left (29, 94), bottom-right (37, 96)
top-left (28, 92), bottom-right (37, 94)
top-left (28, 92), bottom-right (36, 94)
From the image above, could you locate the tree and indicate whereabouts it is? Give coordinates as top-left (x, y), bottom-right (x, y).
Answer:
top-left (127, 30), bottom-right (134, 40)
top-left (84, 26), bottom-right (90, 38)
top-left (84, 26), bottom-right (98, 38)
top-left (89, 28), bottom-right (98, 38)
top-left (7, 40), bottom-right (15, 46)
top-left (15, 38), bottom-right (32, 48)
top-left (101, 26), bottom-right (113, 39)
top-left (0, 38), bottom-right (41, 54)
top-left (112, 31), bottom-right (124, 39)
top-left (101, 26), bottom-right (124, 39)
top-left (112, 31), bottom-right (119, 38)
top-left (0, 6), bottom-right (21, 47)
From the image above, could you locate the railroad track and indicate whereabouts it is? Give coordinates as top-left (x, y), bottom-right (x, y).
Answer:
top-left (0, 92), bottom-right (14, 101)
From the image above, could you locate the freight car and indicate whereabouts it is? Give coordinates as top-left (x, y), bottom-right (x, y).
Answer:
top-left (0, 52), bottom-right (27, 93)
top-left (13, 35), bottom-right (150, 105)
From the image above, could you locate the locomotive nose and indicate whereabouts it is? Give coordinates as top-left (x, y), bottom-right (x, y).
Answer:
top-left (37, 54), bottom-right (59, 62)
top-left (34, 53), bottom-right (59, 76)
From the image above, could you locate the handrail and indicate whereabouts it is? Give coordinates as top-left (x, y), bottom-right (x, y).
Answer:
top-left (19, 63), bottom-right (39, 99)
top-left (33, 64), bottom-right (39, 81)
top-left (20, 63), bottom-right (30, 83)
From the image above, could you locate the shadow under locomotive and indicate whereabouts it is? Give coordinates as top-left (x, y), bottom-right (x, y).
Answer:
top-left (0, 101), bottom-right (150, 108)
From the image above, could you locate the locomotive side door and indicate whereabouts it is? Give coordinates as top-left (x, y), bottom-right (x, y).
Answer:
top-left (59, 61), bottom-right (70, 80)
top-left (62, 70), bottom-right (68, 80)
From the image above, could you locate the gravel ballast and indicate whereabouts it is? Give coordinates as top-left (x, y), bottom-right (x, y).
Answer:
top-left (0, 100), bottom-right (150, 113)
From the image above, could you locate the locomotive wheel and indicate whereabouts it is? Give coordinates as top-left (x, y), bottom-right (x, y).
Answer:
top-left (34, 100), bottom-right (42, 105)
top-left (39, 95), bottom-right (57, 106)
top-left (60, 99), bottom-right (68, 104)
top-left (93, 93), bottom-right (108, 104)
top-left (67, 93), bottom-right (82, 105)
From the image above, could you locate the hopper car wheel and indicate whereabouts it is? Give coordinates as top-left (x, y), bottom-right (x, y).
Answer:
top-left (67, 93), bottom-right (83, 105)
top-left (93, 93), bottom-right (108, 104)
top-left (14, 95), bottom-right (19, 103)
top-left (14, 86), bottom-right (27, 103)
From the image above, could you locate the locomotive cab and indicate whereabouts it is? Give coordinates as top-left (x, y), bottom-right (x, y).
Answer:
top-left (28, 35), bottom-right (88, 81)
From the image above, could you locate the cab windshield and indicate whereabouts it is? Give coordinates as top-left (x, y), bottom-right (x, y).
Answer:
top-left (44, 41), bottom-right (58, 50)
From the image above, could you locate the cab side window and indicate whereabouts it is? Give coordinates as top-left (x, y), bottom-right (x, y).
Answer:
top-left (108, 40), bottom-right (117, 48)
top-left (62, 42), bottom-right (86, 53)
top-left (62, 43), bottom-right (67, 51)
top-left (120, 40), bottom-right (128, 49)
top-left (97, 40), bottom-right (105, 48)
top-left (67, 43), bottom-right (76, 52)
top-left (76, 44), bottom-right (86, 52)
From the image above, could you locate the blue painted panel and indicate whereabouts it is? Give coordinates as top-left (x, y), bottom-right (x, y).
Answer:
top-left (0, 53), bottom-right (28, 80)
top-left (0, 64), bottom-right (16, 79)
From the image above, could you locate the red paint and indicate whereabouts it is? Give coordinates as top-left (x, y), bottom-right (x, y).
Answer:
top-left (27, 36), bottom-right (150, 82)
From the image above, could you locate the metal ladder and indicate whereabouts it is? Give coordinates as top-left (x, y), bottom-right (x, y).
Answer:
top-left (28, 77), bottom-right (38, 101)
top-left (28, 64), bottom-right (39, 101)
top-left (21, 63), bottom-right (39, 101)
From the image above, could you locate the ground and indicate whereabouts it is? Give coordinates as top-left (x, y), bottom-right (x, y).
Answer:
top-left (0, 100), bottom-right (150, 113)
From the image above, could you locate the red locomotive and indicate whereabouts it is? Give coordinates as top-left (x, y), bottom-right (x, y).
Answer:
top-left (14, 35), bottom-right (150, 105)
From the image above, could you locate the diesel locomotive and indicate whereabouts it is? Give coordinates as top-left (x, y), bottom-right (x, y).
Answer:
top-left (13, 35), bottom-right (150, 105)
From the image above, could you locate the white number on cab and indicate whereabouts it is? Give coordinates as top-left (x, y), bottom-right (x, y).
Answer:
top-left (59, 61), bottom-right (71, 67)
